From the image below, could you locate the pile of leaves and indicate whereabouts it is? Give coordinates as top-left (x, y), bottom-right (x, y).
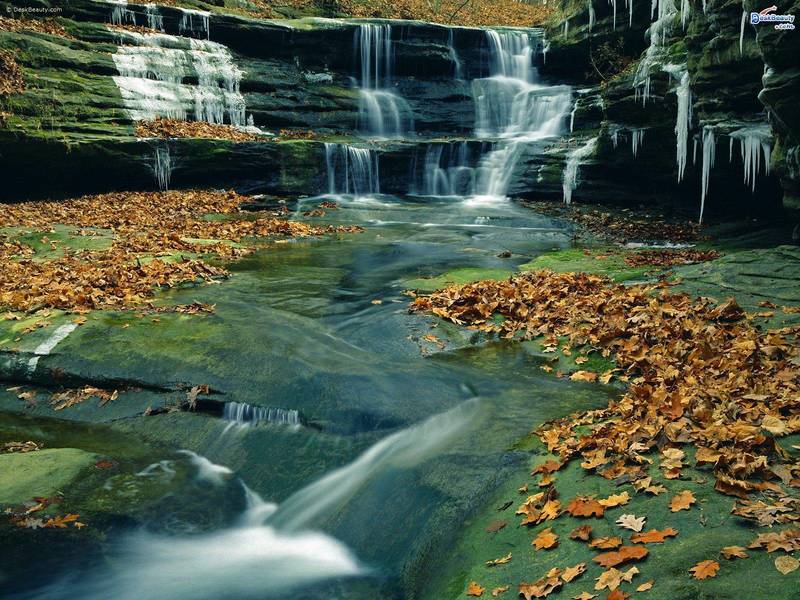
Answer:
top-left (623, 249), bottom-right (721, 267)
top-left (0, 440), bottom-right (41, 454)
top-left (0, 16), bottom-right (74, 39)
top-left (412, 270), bottom-right (800, 515)
top-left (0, 189), bottom-right (362, 312)
top-left (278, 128), bottom-right (316, 140)
top-left (0, 49), bottom-right (24, 97)
top-left (5, 495), bottom-right (86, 530)
top-left (49, 386), bottom-right (120, 411)
top-left (338, 0), bottom-right (552, 27)
top-left (136, 118), bottom-right (264, 142)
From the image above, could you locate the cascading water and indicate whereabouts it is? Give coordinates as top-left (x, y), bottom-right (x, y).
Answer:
top-left (223, 401), bottom-right (301, 427)
top-left (154, 143), bottom-right (171, 190)
top-left (413, 30), bottom-right (571, 201)
top-left (562, 137), bottom-right (598, 204)
top-left (179, 8), bottom-right (211, 39)
top-left (108, 0), bottom-right (136, 25)
top-left (144, 3), bottom-right (164, 31)
top-left (111, 32), bottom-right (247, 126)
top-left (354, 24), bottom-right (413, 139)
top-left (324, 142), bottom-right (380, 196)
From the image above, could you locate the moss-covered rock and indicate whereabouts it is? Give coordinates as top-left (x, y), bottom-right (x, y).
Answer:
top-left (0, 447), bottom-right (97, 504)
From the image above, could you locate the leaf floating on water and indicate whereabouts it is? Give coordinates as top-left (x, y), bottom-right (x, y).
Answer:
top-left (466, 581), bottom-right (485, 596)
top-left (636, 581), bottom-right (654, 592)
top-left (485, 520), bottom-right (508, 533)
top-left (720, 546), bottom-right (748, 560)
top-left (532, 528), bottom-right (559, 550)
top-left (491, 586), bottom-right (510, 597)
top-left (598, 492), bottom-right (630, 508)
top-left (775, 555), bottom-right (799, 575)
top-left (592, 545), bottom-right (648, 568)
top-left (566, 496), bottom-right (605, 518)
top-left (616, 514), bottom-right (646, 532)
top-left (590, 536), bottom-right (623, 550)
top-left (689, 560), bottom-right (720, 580)
top-left (630, 528), bottom-right (678, 544)
top-left (486, 552), bottom-right (512, 567)
top-left (570, 525), bottom-right (593, 541)
top-left (669, 490), bottom-right (696, 512)
top-left (561, 563), bottom-right (587, 583)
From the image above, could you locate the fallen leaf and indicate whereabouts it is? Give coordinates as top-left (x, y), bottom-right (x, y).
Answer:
top-left (616, 514), bottom-right (646, 532)
top-left (599, 492), bottom-right (630, 508)
top-left (570, 371), bottom-right (598, 382)
top-left (562, 563), bottom-right (587, 583)
top-left (491, 586), bottom-right (510, 597)
top-left (467, 581), bottom-right (485, 596)
top-left (570, 525), bottom-right (593, 541)
top-left (566, 496), bottom-right (605, 518)
top-left (486, 552), bottom-right (512, 567)
top-left (720, 546), bottom-right (748, 560)
top-left (630, 528), bottom-right (678, 544)
top-left (573, 594), bottom-right (597, 600)
top-left (595, 568), bottom-right (623, 591)
top-left (606, 591), bottom-right (629, 600)
top-left (689, 560), bottom-right (719, 580)
top-left (590, 536), bottom-right (623, 550)
top-left (533, 528), bottom-right (559, 550)
top-left (669, 490), bottom-right (696, 512)
top-left (635, 581), bottom-right (653, 592)
top-left (775, 555), bottom-right (799, 575)
top-left (593, 545), bottom-right (649, 568)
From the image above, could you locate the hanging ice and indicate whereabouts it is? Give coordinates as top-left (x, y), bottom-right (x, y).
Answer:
top-left (730, 125), bottom-right (772, 192)
top-left (108, 0), bottom-right (136, 25)
top-left (178, 8), bottom-right (211, 39)
top-left (739, 11), bottom-right (747, 55)
top-left (144, 4), bottom-right (164, 31)
top-left (665, 65), bottom-right (692, 182)
top-left (699, 126), bottom-right (715, 223)
top-left (562, 137), bottom-right (598, 204)
top-left (631, 128), bottom-right (645, 157)
top-left (154, 144), bottom-right (171, 191)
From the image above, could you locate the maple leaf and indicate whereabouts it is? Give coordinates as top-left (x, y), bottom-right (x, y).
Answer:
top-left (532, 460), bottom-right (563, 476)
top-left (532, 528), bottom-right (559, 550)
top-left (491, 586), bottom-right (510, 597)
top-left (720, 546), bottom-right (748, 560)
top-left (630, 528), bottom-right (678, 544)
top-left (598, 492), bottom-right (630, 508)
top-left (539, 500), bottom-right (561, 522)
top-left (689, 560), bottom-right (720, 580)
top-left (466, 581), bottom-right (485, 596)
top-left (561, 563), bottom-right (587, 583)
top-left (590, 536), bottom-right (623, 550)
top-left (570, 525), bottom-right (593, 541)
top-left (486, 552), bottom-right (512, 567)
top-left (669, 490), bottom-right (696, 512)
top-left (774, 555), bottom-right (799, 575)
top-left (570, 371), bottom-right (598, 383)
top-left (519, 575), bottom-right (563, 599)
top-left (606, 591), bottom-right (628, 600)
top-left (636, 581), bottom-right (653, 592)
top-left (592, 545), bottom-right (648, 568)
top-left (616, 514), bottom-right (646, 532)
top-left (566, 496), bottom-right (605, 518)
top-left (594, 568), bottom-right (623, 591)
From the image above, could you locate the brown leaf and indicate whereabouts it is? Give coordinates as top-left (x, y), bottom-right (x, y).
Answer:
top-left (491, 586), bottom-right (510, 597)
top-left (630, 528), bottom-right (678, 544)
top-left (533, 528), bottom-right (559, 550)
top-left (566, 496), bottom-right (605, 518)
top-left (562, 563), bottom-right (587, 583)
top-left (466, 581), bottom-right (485, 596)
top-left (606, 591), bottom-right (628, 600)
top-left (689, 560), bottom-right (720, 580)
top-left (720, 546), bottom-right (748, 560)
top-left (570, 525), bottom-right (593, 541)
top-left (485, 552), bottom-right (512, 567)
top-left (775, 555), bottom-right (799, 575)
top-left (669, 490), bottom-right (696, 512)
top-left (592, 545), bottom-right (649, 568)
top-left (590, 536), bottom-right (623, 550)
top-left (598, 492), bottom-right (630, 508)
top-left (635, 581), bottom-right (653, 592)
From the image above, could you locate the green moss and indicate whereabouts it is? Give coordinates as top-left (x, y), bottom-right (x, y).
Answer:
top-left (2, 225), bottom-right (114, 259)
top-left (404, 267), bottom-right (514, 293)
top-left (519, 248), bottom-right (650, 282)
top-left (0, 448), bottom-right (97, 505)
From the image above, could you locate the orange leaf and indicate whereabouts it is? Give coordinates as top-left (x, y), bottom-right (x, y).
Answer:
top-left (630, 528), bottom-right (678, 544)
top-left (566, 496), bottom-right (605, 518)
top-left (689, 560), bottom-right (719, 580)
top-left (590, 536), bottom-right (623, 550)
top-left (533, 528), bottom-right (559, 550)
top-left (720, 546), bottom-right (748, 560)
top-left (669, 490), bottom-right (696, 512)
top-left (592, 545), bottom-right (649, 568)
top-left (570, 525), bottom-right (593, 541)
top-left (467, 581), bottom-right (485, 596)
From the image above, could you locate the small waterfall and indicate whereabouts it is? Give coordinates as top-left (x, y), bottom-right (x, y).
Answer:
top-left (354, 24), bottom-right (413, 139)
top-left (417, 142), bottom-right (481, 196)
top-left (154, 144), bottom-right (172, 190)
top-left (468, 30), bottom-right (572, 200)
top-left (179, 8), bottom-right (211, 39)
top-left (268, 398), bottom-right (479, 531)
top-left (447, 30), bottom-right (464, 80)
top-left (324, 143), bottom-right (380, 196)
top-left (562, 137), bottom-right (598, 204)
top-left (112, 32), bottom-right (246, 126)
top-left (222, 401), bottom-right (301, 427)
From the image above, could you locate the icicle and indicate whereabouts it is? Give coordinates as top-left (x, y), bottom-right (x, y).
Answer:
top-left (610, 0), bottom-right (617, 29)
top-left (570, 100), bottom-right (579, 133)
top-left (611, 130), bottom-right (619, 149)
top-left (693, 138), bottom-right (698, 164)
top-left (739, 11), bottom-right (747, 55)
top-left (680, 0), bottom-right (690, 29)
top-left (672, 68), bottom-right (692, 182)
top-left (732, 126), bottom-right (772, 192)
top-left (629, 0), bottom-right (634, 27)
top-left (154, 144), bottom-right (171, 191)
top-left (631, 128), bottom-right (645, 157)
top-left (588, 0), bottom-right (596, 32)
top-left (699, 127), bottom-right (715, 224)
top-left (563, 18), bottom-right (570, 37)
top-left (145, 4), bottom-right (164, 31)
top-left (562, 137), bottom-right (598, 204)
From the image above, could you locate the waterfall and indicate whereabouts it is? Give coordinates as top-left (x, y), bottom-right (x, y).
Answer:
top-left (154, 144), bottom-right (171, 190)
top-left (631, 128), bottom-right (645, 157)
top-left (222, 401), bottom-right (301, 427)
top-left (447, 29), bottom-right (464, 80)
top-left (562, 136), bottom-right (598, 204)
top-left (417, 142), bottom-right (481, 196)
top-left (324, 143), bottom-right (380, 196)
top-left (268, 398), bottom-right (479, 531)
top-left (112, 32), bottom-right (246, 126)
top-left (354, 24), bottom-right (413, 139)
top-left (467, 30), bottom-right (572, 200)
top-left (699, 126), bottom-right (715, 223)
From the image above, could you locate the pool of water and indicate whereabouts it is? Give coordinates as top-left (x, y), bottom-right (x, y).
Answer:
top-left (2, 194), bottom-right (618, 599)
